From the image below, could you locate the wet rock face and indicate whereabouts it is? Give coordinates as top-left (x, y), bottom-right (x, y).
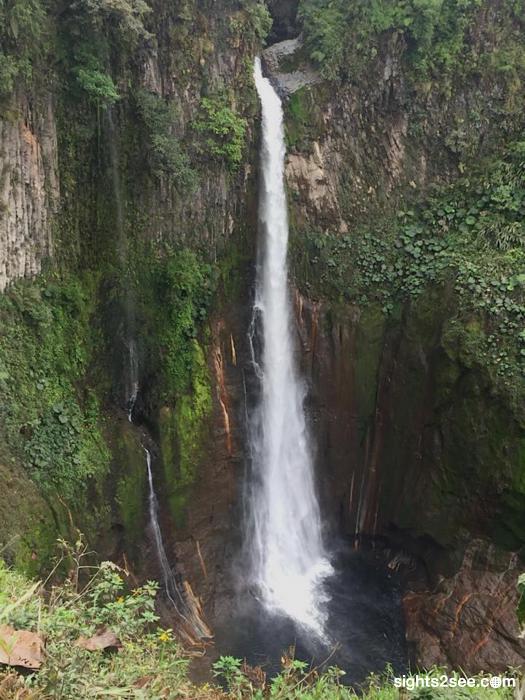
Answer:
top-left (297, 292), bottom-right (524, 550)
top-left (294, 293), bottom-right (525, 669)
top-left (404, 540), bottom-right (525, 673)
top-left (172, 295), bottom-right (255, 624)
top-left (0, 95), bottom-right (58, 290)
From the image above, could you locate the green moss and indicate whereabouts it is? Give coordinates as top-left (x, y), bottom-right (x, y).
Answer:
top-left (160, 341), bottom-right (212, 527)
top-left (135, 246), bottom-right (215, 401)
top-left (13, 511), bottom-right (67, 578)
top-left (285, 88), bottom-right (310, 149)
top-left (175, 341), bottom-right (212, 482)
top-left (285, 86), bottom-right (325, 150)
top-left (114, 423), bottom-right (147, 551)
top-left (0, 274), bottom-right (111, 505)
top-left (0, 451), bottom-right (63, 576)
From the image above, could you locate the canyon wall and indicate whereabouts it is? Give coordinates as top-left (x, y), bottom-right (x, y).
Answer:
top-left (0, 0), bottom-right (524, 673)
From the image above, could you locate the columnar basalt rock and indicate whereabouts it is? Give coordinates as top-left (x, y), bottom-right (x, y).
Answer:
top-left (0, 96), bottom-right (58, 290)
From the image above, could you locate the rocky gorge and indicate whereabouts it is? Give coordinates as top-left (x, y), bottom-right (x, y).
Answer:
top-left (0, 0), bottom-right (524, 689)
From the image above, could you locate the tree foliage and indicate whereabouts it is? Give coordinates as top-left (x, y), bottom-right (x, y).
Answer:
top-left (298, 0), bottom-right (524, 87)
top-left (0, 0), bottom-right (47, 96)
top-left (194, 96), bottom-right (248, 170)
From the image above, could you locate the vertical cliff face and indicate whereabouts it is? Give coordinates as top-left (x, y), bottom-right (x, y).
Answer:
top-left (1, 1), bottom-right (263, 284)
top-left (0, 95), bottom-right (58, 290)
top-left (265, 5), bottom-right (525, 669)
top-left (0, 0), bottom-right (266, 578)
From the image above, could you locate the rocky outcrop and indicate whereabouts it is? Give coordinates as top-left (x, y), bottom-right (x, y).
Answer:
top-left (286, 142), bottom-right (347, 232)
top-left (262, 38), bottom-right (321, 97)
top-left (0, 95), bottom-right (58, 291)
top-left (404, 540), bottom-right (525, 672)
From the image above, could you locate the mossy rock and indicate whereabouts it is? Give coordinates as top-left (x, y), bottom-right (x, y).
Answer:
top-left (112, 420), bottom-right (148, 555)
top-left (159, 340), bottom-right (212, 529)
top-left (0, 448), bottom-right (70, 576)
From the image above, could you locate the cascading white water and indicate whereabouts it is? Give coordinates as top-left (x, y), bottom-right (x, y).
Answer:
top-left (144, 447), bottom-right (213, 641)
top-left (248, 58), bottom-right (332, 638)
top-left (145, 447), bottom-right (186, 612)
top-left (126, 338), bottom-right (139, 422)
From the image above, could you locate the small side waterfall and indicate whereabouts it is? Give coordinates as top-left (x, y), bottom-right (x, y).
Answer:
top-left (126, 338), bottom-right (139, 422)
top-left (105, 109), bottom-right (210, 644)
top-left (106, 109), bottom-right (138, 420)
top-left (246, 58), bottom-right (332, 638)
top-left (145, 447), bottom-right (212, 642)
top-left (145, 447), bottom-right (184, 611)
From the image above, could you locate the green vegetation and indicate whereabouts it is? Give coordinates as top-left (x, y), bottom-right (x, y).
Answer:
top-left (292, 145), bottom-right (525, 408)
top-left (0, 541), bottom-right (197, 699)
top-left (194, 96), bottom-right (248, 170)
top-left (0, 546), bottom-right (517, 698)
top-left (229, 2), bottom-right (273, 44)
top-left (134, 89), bottom-right (197, 188)
top-left (298, 0), bottom-right (525, 92)
top-left (74, 65), bottom-right (120, 106)
top-left (113, 424), bottom-right (148, 551)
top-left (0, 0), bottom-right (47, 97)
top-left (132, 247), bottom-right (215, 524)
top-left (0, 0), bottom-right (152, 104)
top-left (59, 0), bottom-right (151, 106)
top-left (0, 274), bottom-right (110, 504)
top-left (172, 341), bottom-right (212, 521)
top-left (139, 247), bottom-right (214, 398)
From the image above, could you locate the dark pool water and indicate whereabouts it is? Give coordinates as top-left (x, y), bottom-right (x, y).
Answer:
top-left (213, 541), bottom-right (408, 686)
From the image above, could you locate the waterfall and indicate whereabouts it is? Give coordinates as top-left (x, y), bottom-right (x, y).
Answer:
top-left (145, 447), bottom-right (213, 642)
top-left (145, 447), bottom-right (186, 612)
top-left (106, 109), bottom-right (138, 419)
top-left (126, 337), bottom-right (139, 422)
top-left (247, 58), bottom-right (332, 638)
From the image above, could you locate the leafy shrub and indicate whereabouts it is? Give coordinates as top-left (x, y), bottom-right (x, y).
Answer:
top-left (75, 65), bottom-right (120, 106)
top-left (245, 1), bottom-right (273, 41)
top-left (194, 96), bottom-right (247, 170)
top-left (135, 89), bottom-right (197, 188)
top-left (298, 0), bottom-right (523, 90)
top-left (0, 0), bottom-right (47, 97)
top-left (0, 542), bottom-right (192, 699)
top-left (0, 275), bottom-right (110, 504)
top-left (230, 1), bottom-right (273, 44)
